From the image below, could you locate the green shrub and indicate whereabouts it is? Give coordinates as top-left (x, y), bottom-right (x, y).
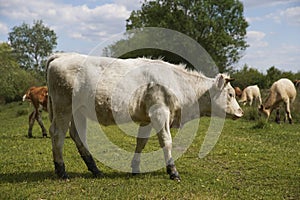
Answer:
top-left (242, 106), bottom-right (260, 121)
top-left (16, 109), bottom-right (28, 117)
top-left (252, 118), bottom-right (269, 129)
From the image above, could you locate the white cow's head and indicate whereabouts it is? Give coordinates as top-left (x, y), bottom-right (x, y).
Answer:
top-left (210, 74), bottom-right (244, 119)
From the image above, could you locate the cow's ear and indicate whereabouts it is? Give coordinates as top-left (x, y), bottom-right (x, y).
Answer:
top-left (259, 104), bottom-right (264, 110)
top-left (216, 74), bottom-right (225, 90)
top-left (225, 78), bottom-right (235, 84)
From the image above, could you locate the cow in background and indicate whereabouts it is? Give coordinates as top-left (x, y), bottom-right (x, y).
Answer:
top-left (23, 86), bottom-right (48, 138)
top-left (239, 85), bottom-right (262, 106)
top-left (259, 79), bottom-right (297, 124)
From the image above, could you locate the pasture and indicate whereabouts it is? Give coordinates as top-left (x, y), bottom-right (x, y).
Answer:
top-left (0, 99), bottom-right (299, 199)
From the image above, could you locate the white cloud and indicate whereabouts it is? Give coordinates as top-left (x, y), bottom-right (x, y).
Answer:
top-left (0, 0), bottom-right (131, 44)
top-left (246, 16), bottom-right (263, 24)
top-left (114, 0), bottom-right (142, 11)
top-left (279, 7), bottom-right (300, 26)
top-left (238, 42), bottom-right (300, 73)
top-left (246, 5), bottom-right (300, 26)
top-left (246, 31), bottom-right (268, 47)
top-left (241, 0), bottom-right (298, 8)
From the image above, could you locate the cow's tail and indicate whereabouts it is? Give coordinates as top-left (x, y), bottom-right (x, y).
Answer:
top-left (48, 94), bottom-right (53, 122)
top-left (46, 53), bottom-right (62, 122)
top-left (45, 53), bottom-right (65, 74)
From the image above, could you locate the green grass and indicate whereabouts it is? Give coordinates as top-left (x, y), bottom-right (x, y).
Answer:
top-left (0, 101), bottom-right (299, 199)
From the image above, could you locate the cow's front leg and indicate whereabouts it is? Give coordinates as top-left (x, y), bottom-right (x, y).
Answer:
top-left (275, 109), bottom-right (281, 124)
top-left (70, 112), bottom-right (103, 178)
top-left (157, 128), bottom-right (180, 182)
top-left (70, 114), bottom-right (103, 178)
top-left (150, 105), bottom-right (180, 181)
top-left (284, 100), bottom-right (293, 124)
top-left (131, 123), bottom-right (152, 174)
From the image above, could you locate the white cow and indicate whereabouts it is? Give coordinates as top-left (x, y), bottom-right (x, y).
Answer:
top-left (259, 78), bottom-right (297, 124)
top-left (239, 85), bottom-right (262, 106)
top-left (47, 53), bottom-right (243, 181)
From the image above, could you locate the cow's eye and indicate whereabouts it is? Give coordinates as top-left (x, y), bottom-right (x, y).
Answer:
top-left (229, 93), bottom-right (233, 98)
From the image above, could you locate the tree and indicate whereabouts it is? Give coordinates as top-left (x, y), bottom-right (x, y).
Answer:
top-left (8, 20), bottom-right (57, 72)
top-left (231, 64), bottom-right (265, 89)
top-left (123, 0), bottom-right (248, 72)
top-left (0, 43), bottom-right (38, 103)
top-left (265, 66), bottom-right (282, 88)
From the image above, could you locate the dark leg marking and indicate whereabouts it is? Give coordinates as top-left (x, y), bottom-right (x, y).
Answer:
top-left (166, 158), bottom-right (180, 181)
top-left (54, 162), bottom-right (69, 179)
top-left (81, 154), bottom-right (103, 178)
top-left (69, 117), bottom-right (103, 178)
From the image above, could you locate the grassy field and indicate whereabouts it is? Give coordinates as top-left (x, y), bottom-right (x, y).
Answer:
top-left (0, 101), bottom-right (299, 200)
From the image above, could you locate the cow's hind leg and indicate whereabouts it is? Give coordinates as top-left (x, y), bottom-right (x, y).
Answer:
top-left (149, 105), bottom-right (180, 181)
top-left (36, 110), bottom-right (47, 137)
top-left (249, 97), bottom-right (253, 106)
top-left (284, 99), bottom-right (293, 124)
top-left (70, 113), bottom-right (102, 177)
top-left (49, 112), bottom-right (71, 179)
top-left (28, 111), bottom-right (35, 138)
top-left (131, 123), bottom-right (152, 174)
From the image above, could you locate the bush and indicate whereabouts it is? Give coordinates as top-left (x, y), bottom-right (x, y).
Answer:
top-left (242, 106), bottom-right (260, 121)
top-left (252, 118), bottom-right (269, 129)
top-left (16, 109), bottom-right (28, 117)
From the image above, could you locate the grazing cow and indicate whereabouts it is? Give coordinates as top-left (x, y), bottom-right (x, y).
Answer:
top-left (23, 86), bottom-right (48, 138)
top-left (294, 80), bottom-right (300, 90)
top-left (47, 53), bottom-right (243, 181)
top-left (239, 85), bottom-right (262, 106)
top-left (259, 78), bottom-right (297, 124)
top-left (234, 87), bottom-right (242, 98)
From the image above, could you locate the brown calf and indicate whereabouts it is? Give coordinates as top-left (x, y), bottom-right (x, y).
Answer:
top-left (23, 86), bottom-right (48, 138)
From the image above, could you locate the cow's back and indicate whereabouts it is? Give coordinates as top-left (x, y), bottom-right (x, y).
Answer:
top-left (248, 85), bottom-right (260, 97)
top-left (272, 78), bottom-right (296, 101)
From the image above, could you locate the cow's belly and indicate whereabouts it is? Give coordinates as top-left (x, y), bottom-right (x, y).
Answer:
top-left (94, 102), bottom-right (150, 126)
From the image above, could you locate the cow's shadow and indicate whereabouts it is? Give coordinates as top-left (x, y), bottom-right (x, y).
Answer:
top-left (0, 170), bottom-right (164, 183)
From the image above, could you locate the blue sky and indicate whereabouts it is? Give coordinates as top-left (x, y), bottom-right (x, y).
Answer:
top-left (0, 0), bottom-right (299, 73)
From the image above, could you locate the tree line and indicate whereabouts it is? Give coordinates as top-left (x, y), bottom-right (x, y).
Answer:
top-left (231, 65), bottom-right (300, 90)
top-left (1, 0), bottom-right (299, 103)
top-left (0, 20), bottom-right (56, 103)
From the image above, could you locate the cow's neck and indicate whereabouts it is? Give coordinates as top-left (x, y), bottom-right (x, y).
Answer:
top-left (195, 76), bottom-right (215, 99)
top-left (182, 73), bottom-right (214, 104)
top-left (263, 92), bottom-right (277, 110)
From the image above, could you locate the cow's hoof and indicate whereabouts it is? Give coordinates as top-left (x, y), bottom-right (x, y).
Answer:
top-left (169, 172), bottom-right (181, 182)
top-left (167, 164), bottom-right (180, 182)
top-left (93, 170), bottom-right (104, 178)
top-left (60, 173), bottom-right (70, 180)
top-left (42, 133), bottom-right (47, 138)
top-left (54, 162), bottom-right (69, 180)
top-left (131, 167), bottom-right (140, 175)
